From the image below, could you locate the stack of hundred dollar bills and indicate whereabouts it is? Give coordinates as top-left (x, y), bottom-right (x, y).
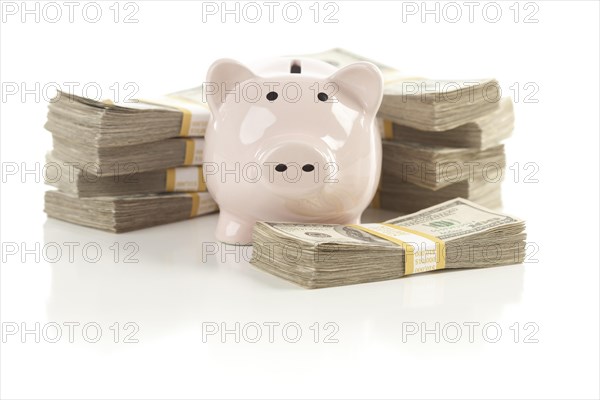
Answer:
top-left (250, 198), bottom-right (526, 289)
top-left (43, 88), bottom-right (218, 232)
top-left (305, 49), bottom-right (513, 214)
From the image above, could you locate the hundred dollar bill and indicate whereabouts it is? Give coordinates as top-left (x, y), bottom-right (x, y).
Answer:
top-left (250, 198), bottom-right (526, 288)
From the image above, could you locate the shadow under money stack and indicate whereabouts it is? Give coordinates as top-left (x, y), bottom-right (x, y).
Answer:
top-left (43, 88), bottom-right (218, 232)
top-left (305, 49), bottom-right (513, 214)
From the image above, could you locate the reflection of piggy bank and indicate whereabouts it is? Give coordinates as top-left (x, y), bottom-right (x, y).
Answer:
top-left (204, 57), bottom-right (383, 244)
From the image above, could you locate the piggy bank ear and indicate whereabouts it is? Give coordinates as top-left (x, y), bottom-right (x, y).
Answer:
top-left (327, 61), bottom-right (383, 115)
top-left (205, 58), bottom-right (256, 114)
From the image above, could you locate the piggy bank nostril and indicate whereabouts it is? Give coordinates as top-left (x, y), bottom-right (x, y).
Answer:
top-left (302, 164), bottom-right (315, 172)
top-left (275, 163), bottom-right (287, 172)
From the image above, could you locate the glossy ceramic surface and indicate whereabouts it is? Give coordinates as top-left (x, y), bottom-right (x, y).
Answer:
top-left (204, 57), bottom-right (384, 244)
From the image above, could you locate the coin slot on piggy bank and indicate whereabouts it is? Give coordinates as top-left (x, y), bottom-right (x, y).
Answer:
top-left (203, 57), bottom-right (384, 244)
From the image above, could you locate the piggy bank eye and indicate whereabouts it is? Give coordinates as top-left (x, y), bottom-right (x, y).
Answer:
top-left (266, 91), bottom-right (278, 101)
top-left (317, 92), bottom-right (329, 102)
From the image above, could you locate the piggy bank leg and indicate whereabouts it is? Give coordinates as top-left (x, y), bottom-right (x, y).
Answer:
top-left (346, 215), bottom-right (361, 225)
top-left (215, 210), bottom-right (254, 245)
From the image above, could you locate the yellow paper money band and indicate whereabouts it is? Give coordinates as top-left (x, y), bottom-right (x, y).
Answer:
top-left (186, 192), bottom-right (218, 218)
top-left (375, 117), bottom-right (395, 140)
top-left (349, 223), bottom-right (446, 275)
top-left (183, 138), bottom-right (205, 165)
top-left (189, 193), bottom-right (201, 217)
top-left (139, 95), bottom-right (209, 137)
top-left (166, 167), bottom-right (206, 192)
top-left (382, 119), bottom-right (394, 140)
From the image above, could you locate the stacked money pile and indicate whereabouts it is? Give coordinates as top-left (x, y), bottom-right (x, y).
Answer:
top-left (43, 88), bottom-right (218, 232)
top-left (251, 198), bottom-right (526, 289)
top-left (305, 49), bottom-right (514, 214)
top-left (375, 95), bottom-right (512, 213)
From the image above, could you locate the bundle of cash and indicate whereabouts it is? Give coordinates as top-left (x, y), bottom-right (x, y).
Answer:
top-left (44, 191), bottom-right (217, 232)
top-left (250, 198), bottom-right (526, 289)
top-left (45, 88), bottom-right (209, 147)
top-left (45, 153), bottom-right (206, 197)
top-left (382, 143), bottom-right (506, 191)
top-left (380, 97), bottom-right (514, 148)
top-left (305, 48), bottom-right (502, 131)
top-left (51, 136), bottom-right (204, 174)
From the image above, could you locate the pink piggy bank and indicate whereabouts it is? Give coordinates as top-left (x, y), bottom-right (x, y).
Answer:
top-left (204, 57), bottom-right (383, 244)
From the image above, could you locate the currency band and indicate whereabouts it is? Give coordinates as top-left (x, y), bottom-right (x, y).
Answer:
top-left (166, 167), bottom-right (206, 192)
top-left (382, 119), bottom-right (394, 140)
top-left (349, 223), bottom-right (445, 275)
top-left (189, 193), bottom-right (200, 217)
top-left (183, 139), bottom-right (205, 165)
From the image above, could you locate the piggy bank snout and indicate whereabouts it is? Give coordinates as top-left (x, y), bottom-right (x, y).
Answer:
top-left (258, 142), bottom-right (333, 195)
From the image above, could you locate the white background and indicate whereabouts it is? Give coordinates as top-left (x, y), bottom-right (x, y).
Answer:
top-left (1, 1), bottom-right (599, 399)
